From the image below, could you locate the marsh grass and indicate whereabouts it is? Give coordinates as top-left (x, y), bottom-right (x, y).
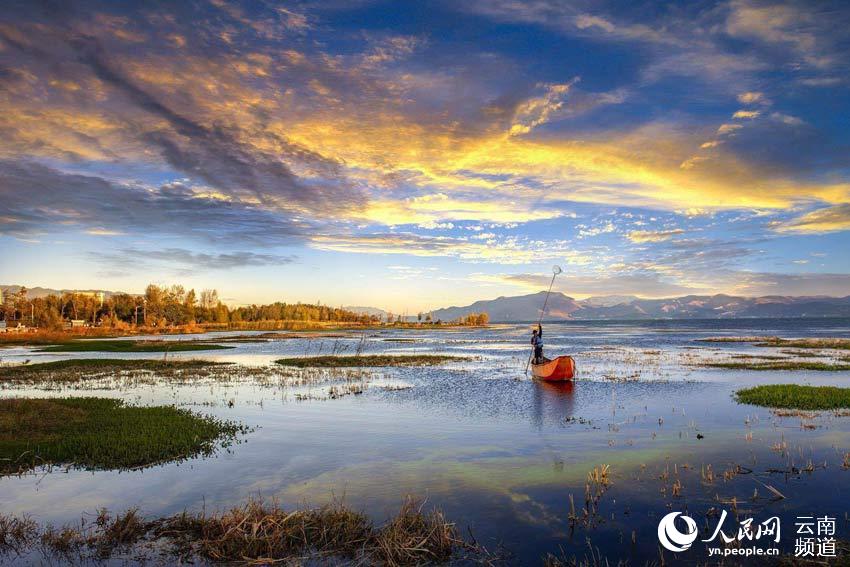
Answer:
top-left (756, 338), bottom-right (850, 350)
top-left (701, 361), bottom-right (850, 371)
top-left (700, 336), bottom-right (850, 350)
top-left (736, 384), bottom-right (850, 410)
top-left (0, 514), bottom-right (37, 554)
top-left (0, 359), bottom-right (380, 402)
top-left (275, 354), bottom-right (464, 367)
top-left (0, 497), bottom-right (472, 565)
top-left (0, 397), bottom-right (246, 475)
top-left (36, 340), bottom-right (233, 353)
top-left (0, 359), bottom-right (232, 385)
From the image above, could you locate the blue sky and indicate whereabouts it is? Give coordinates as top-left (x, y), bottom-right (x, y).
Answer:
top-left (1, 0), bottom-right (849, 310)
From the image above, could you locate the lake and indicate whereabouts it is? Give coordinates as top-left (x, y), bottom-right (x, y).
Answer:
top-left (2, 319), bottom-right (850, 565)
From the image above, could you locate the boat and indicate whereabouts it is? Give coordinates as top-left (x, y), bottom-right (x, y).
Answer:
top-left (531, 355), bottom-right (575, 382)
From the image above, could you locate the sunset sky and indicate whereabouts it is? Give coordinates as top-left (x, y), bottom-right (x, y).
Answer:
top-left (1, 0), bottom-right (849, 311)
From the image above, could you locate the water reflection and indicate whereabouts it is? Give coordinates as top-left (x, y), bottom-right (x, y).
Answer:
top-left (532, 380), bottom-right (575, 428)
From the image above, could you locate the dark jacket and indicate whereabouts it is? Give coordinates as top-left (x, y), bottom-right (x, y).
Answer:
top-left (531, 324), bottom-right (543, 347)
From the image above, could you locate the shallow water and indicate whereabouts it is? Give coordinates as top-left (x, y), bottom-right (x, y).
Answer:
top-left (2, 319), bottom-right (850, 565)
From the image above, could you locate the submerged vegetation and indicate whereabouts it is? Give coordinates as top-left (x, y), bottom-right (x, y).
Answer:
top-left (700, 336), bottom-right (850, 350)
top-left (0, 497), bottom-right (472, 565)
top-left (736, 384), bottom-right (850, 410)
top-left (0, 359), bottom-right (232, 384)
top-left (0, 397), bottom-right (246, 475)
top-left (275, 354), bottom-right (465, 367)
top-left (701, 360), bottom-right (850, 371)
top-left (36, 339), bottom-right (233, 353)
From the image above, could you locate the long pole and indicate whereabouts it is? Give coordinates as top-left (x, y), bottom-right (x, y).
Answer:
top-left (525, 269), bottom-right (560, 375)
top-left (538, 271), bottom-right (558, 326)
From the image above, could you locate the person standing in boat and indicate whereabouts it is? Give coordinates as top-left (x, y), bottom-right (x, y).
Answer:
top-left (531, 323), bottom-right (543, 364)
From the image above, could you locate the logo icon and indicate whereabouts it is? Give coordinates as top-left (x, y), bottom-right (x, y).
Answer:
top-left (658, 512), bottom-right (698, 552)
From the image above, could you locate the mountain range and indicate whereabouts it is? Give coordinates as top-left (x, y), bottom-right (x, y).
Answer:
top-left (0, 285), bottom-right (121, 300)
top-left (4, 285), bottom-right (850, 320)
top-left (430, 291), bottom-right (850, 321)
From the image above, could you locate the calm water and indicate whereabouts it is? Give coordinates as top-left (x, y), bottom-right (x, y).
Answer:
top-left (2, 319), bottom-right (850, 565)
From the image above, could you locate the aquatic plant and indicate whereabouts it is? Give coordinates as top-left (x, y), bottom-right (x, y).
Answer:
top-left (0, 397), bottom-right (247, 475)
top-left (275, 354), bottom-right (464, 367)
top-left (702, 361), bottom-right (850, 371)
top-left (736, 384), bottom-right (850, 410)
top-left (37, 339), bottom-right (233, 353)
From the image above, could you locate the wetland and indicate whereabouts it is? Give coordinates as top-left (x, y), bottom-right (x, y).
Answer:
top-left (1, 319), bottom-right (849, 565)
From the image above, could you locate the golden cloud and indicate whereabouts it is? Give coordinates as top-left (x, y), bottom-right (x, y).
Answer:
top-left (772, 204), bottom-right (850, 234)
top-left (626, 229), bottom-right (685, 243)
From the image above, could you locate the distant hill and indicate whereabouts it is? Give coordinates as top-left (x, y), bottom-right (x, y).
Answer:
top-left (430, 292), bottom-right (850, 321)
top-left (344, 306), bottom-right (419, 322)
top-left (432, 291), bottom-right (583, 322)
top-left (0, 285), bottom-right (130, 299)
top-left (579, 295), bottom-right (639, 307)
top-left (344, 306), bottom-right (388, 318)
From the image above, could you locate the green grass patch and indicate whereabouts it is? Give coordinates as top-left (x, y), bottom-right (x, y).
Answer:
top-left (36, 340), bottom-right (233, 353)
top-left (275, 354), bottom-right (464, 368)
top-left (736, 384), bottom-right (850, 410)
top-left (755, 338), bottom-right (850, 350)
top-left (702, 361), bottom-right (850, 371)
top-left (0, 397), bottom-right (246, 475)
top-left (0, 359), bottom-right (231, 383)
top-left (699, 336), bottom-right (850, 350)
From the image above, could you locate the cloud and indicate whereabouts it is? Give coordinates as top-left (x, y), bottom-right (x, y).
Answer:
top-left (732, 110), bottom-right (760, 119)
top-left (770, 112), bottom-right (804, 126)
top-left (0, 160), bottom-right (313, 245)
top-left (485, 271), bottom-right (703, 298)
top-left (800, 77), bottom-right (842, 87)
top-left (627, 229), bottom-right (685, 243)
top-left (93, 247), bottom-right (295, 274)
top-left (310, 232), bottom-right (591, 265)
top-left (460, 0), bottom-right (678, 45)
top-left (724, 0), bottom-right (840, 70)
top-left (359, 193), bottom-right (563, 226)
top-left (509, 80), bottom-right (578, 136)
top-left (577, 221), bottom-right (615, 238)
top-left (729, 271), bottom-right (850, 297)
top-left (717, 123), bottom-right (743, 135)
top-left (772, 204), bottom-right (850, 234)
top-left (737, 91), bottom-right (765, 104)
top-left (488, 269), bottom-right (850, 298)
top-left (0, 23), bottom-right (364, 219)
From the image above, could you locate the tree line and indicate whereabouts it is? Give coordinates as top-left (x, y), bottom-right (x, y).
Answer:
top-left (1, 285), bottom-right (379, 329)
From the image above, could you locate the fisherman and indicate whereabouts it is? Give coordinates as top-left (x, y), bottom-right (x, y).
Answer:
top-left (531, 323), bottom-right (543, 364)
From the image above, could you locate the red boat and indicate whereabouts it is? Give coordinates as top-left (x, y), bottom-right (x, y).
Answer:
top-left (531, 356), bottom-right (575, 382)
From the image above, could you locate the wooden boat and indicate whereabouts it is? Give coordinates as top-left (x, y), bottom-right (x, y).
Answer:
top-left (531, 355), bottom-right (575, 382)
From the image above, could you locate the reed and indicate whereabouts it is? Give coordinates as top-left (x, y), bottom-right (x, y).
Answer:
top-left (0, 497), bottom-right (471, 565)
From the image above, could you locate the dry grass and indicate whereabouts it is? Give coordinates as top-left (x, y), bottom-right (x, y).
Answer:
top-left (568, 465), bottom-right (612, 529)
top-left (0, 514), bottom-right (38, 554)
top-left (0, 497), bottom-right (471, 565)
top-left (371, 499), bottom-right (459, 565)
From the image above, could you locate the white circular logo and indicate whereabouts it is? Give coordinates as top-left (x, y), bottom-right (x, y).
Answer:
top-left (658, 512), bottom-right (698, 552)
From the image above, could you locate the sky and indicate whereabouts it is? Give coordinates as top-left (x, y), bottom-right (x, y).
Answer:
top-left (1, 0), bottom-right (849, 311)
